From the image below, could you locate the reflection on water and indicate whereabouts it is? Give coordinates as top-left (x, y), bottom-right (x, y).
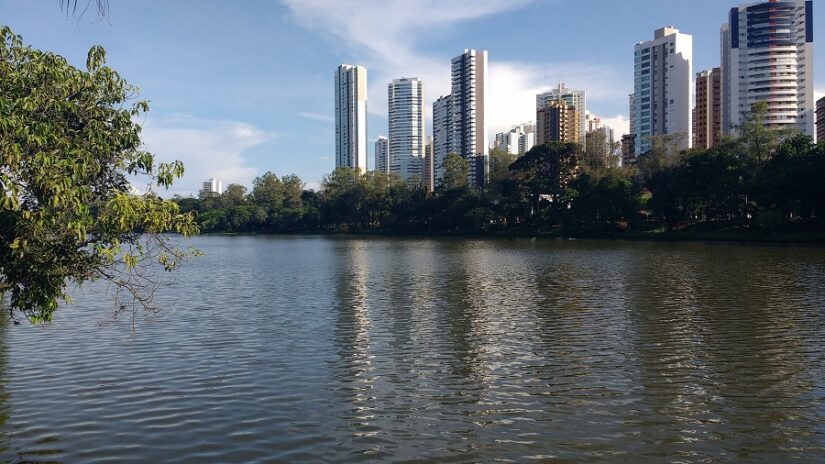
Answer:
top-left (1, 236), bottom-right (825, 462)
top-left (0, 309), bottom-right (8, 456)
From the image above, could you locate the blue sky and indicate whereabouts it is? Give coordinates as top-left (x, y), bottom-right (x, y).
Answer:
top-left (3, 0), bottom-right (824, 194)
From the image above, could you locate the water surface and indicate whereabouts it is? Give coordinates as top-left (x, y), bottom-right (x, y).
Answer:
top-left (1, 236), bottom-right (825, 462)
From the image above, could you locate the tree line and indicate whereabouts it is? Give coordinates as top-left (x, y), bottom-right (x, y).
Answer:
top-left (175, 104), bottom-right (825, 237)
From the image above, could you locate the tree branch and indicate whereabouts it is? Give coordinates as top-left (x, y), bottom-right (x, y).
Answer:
top-left (59, 0), bottom-right (109, 19)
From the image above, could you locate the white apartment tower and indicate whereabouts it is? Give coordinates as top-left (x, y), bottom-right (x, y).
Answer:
top-left (632, 27), bottom-right (693, 155)
top-left (200, 178), bottom-right (223, 196)
top-left (494, 123), bottom-right (536, 155)
top-left (432, 95), bottom-right (452, 183)
top-left (423, 137), bottom-right (435, 192)
top-left (720, 23), bottom-right (733, 136)
top-left (722, 1), bottom-right (814, 137)
top-left (375, 136), bottom-right (389, 174)
top-left (388, 78), bottom-right (426, 183)
top-left (536, 84), bottom-right (587, 148)
top-left (450, 49), bottom-right (489, 189)
top-left (335, 64), bottom-right (368, 170)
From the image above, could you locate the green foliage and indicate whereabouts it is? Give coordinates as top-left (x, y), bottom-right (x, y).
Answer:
top-left (738, 101), bottom-right (785, 163)
top-left (563, 169), bottom-right (644, 234)
top-left (0, 27), bottom-right (198, 322)
top-left (758, 134), bottom-right (825, 220)
top-left (177, 124), bottom-right (825, 240)
top-left (440, 153), bottom-right (469, 191)
top-left (510, 143), bottom-right (580, 225)
top-left (637, 133), bottom-right (687, 180)
top-left (582, 130), bottom-right (618, 180)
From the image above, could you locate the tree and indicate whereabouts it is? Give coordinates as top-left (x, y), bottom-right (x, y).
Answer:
top-left (251, 171), bottom-right (285, 209)
top-left (510, 142), bottom-right (580, 225)
top-left (281, 174), bottom-right (304, 211)
top-left (737, 101), bottom-right (786, 164)
top-left (564, 169), bottom-right (643, 234)
top-left (220, 184), bottom-right (248, 208)
top-left (488, 147), bottom-right (515, 183)
top-left (582, 130), bottom-right (618, 180)
top-left (637, 133), bottom-right (687, 180)
top-left (759, 134), bottom-right (825, 221)
top-left (440, 153), bottom-right (469, 191)
top-left (320, 167), bottom-right (366, 231)
top-left (0, 28), bottom-right (198, 322)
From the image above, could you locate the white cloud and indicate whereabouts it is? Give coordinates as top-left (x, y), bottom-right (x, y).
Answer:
top-left (139, 116), bottom-right (270, 196)
top-left (816, 88), bottom-right (824, 103)
top-left (279, 0), bottom-right (626, 140)
top-left (598, 114), bottom-right (630, 140)
top-left (488, 61), bottom-right (625, 135)
top-left (298, 111), bottom-right (334, 123)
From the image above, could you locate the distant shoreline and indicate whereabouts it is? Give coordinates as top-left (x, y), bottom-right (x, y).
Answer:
top-left (198, 229), bottom-right (825, 246)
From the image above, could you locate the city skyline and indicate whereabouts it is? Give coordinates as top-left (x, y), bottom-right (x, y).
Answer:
top-left (3, 0), bottom-right (823, 194)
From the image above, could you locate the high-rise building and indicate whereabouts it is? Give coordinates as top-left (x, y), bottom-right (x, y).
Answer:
top-left (335, 64), bottom-right (368, 170)
top-left (423, 137), bottom-right (435, 192)
top-left (450, 49), bottom-right (488, 189)
top-left (720, 23), bottom-right (732, 136)
top-left (722, 1), bottom-right (814, 137)
top-left (200, 178), bottom-right (223, 197)
top-left (695, 68), bottom-right (723, 149)
top-left (586, 113), bottom-right (608, 133)
top-left (494, 130), bottom-right (520, 155)
top-left (494, 123), bottom-right (535, 155)
top-left (432, 95), bottom-right (452, 182)
top-left (537, 84), bottom-right (586, 147)
top-left (536, 100), bottom-right (579, 146)
top-left (621, 134), bottom-right (637, 167)
top-left (375, 136), bottom-right (389, 174)
top-left (519, 129), bottom-right (536, 155)
top-left (388, 78), bottom-right (426, 183)
top-left (585, 114), bottom-right (617, 163)
top-left (632, 26), bottom-right (693, 155)
top-left (817, 97), bottom-right (825, 143)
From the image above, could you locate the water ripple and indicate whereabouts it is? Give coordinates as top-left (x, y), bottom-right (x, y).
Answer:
top-left (1, 237), bottom-right (824, 463)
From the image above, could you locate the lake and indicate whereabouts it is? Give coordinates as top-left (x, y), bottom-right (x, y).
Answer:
top-left (1, 236), bottom-right (825, 463)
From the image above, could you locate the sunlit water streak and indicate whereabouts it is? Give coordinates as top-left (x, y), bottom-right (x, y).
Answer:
top-left (1, 236), bottom-right (824, 463)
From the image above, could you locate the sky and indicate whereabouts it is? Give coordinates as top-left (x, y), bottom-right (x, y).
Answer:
top-left (2, 0), bottom-right (824, 195)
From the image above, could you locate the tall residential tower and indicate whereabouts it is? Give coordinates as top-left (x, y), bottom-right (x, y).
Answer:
top-left (432, 95), bottom-right (452, 182)
top-left (375, 136), bottom-right (389, 174)
top-left (694, 68), bottom-right (722, 149)
top-left (335, 64), bottom-right (368, 170)
top-left (722, 1), bottom-right (814, 136)
top-left (450, 49), bottom-right (488, 189)
top-left (536, 101), bottom-right (579, 145)
top-left (388, 78), bottom-right (426, 183)
top-left (632, 27), bottom-right (693, 155)
top-left (536, 84), bottom-right (586, 147)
